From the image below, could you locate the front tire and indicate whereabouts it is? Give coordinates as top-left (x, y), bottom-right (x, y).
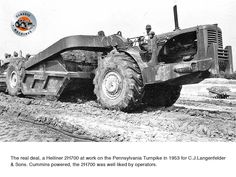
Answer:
top-left (93, 53), bottom-right (144, 111)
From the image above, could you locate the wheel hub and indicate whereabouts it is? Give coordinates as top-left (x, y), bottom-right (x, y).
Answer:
top-left (9, 71), bottom-right (18, 88)
top-left (102, 71), bottom-right (122, 99)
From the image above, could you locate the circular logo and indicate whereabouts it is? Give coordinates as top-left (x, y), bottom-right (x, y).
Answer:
top-left (11, 10), bottom-right (37, 37)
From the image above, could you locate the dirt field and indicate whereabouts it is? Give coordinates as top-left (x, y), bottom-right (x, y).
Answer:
top-left (0, 78), bottom-right (235, 142)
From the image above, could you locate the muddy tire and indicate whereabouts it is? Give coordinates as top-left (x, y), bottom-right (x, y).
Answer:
top-left (144, 84), bottom-right (182, 107)
top-left (6, 60), bottom-right (25, 96)
top-left (93, 53), bottom-right (144, 111)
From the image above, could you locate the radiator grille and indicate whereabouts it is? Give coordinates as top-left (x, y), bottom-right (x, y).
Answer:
top-left (218, 31), bottom-right (223, 48)
top-left (218, 48), bottom-right (229, 72)
top-left (207, 29), bottom-right (223, 48)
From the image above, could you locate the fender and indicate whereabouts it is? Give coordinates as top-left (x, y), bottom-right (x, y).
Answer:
top-left (120, 47), bottom-right (148, 73)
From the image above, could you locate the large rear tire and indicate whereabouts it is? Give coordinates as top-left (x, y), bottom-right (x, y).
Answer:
top-left (6, 60), bottom-right (25, 96)
top-left (144, 84), bottom-right (182, 107)
top-left (93, 53), bottom-right (144, 111)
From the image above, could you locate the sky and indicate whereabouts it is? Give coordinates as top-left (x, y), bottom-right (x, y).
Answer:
top-left (0, 0), bottom-right (235, 70)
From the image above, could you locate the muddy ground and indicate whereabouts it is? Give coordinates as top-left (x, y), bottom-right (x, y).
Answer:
top-left (0, 78), bottom-right (235, 142)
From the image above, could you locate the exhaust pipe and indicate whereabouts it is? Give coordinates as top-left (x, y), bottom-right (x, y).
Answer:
top-left (173, 5), bottom-right (180, 30)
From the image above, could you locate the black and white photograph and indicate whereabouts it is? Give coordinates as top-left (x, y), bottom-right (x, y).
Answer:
top-left (0, 0), bottom-right (235, 176)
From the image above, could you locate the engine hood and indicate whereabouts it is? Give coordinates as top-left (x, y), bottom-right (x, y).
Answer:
top-left (155, 24), bottom-right (222, 40)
